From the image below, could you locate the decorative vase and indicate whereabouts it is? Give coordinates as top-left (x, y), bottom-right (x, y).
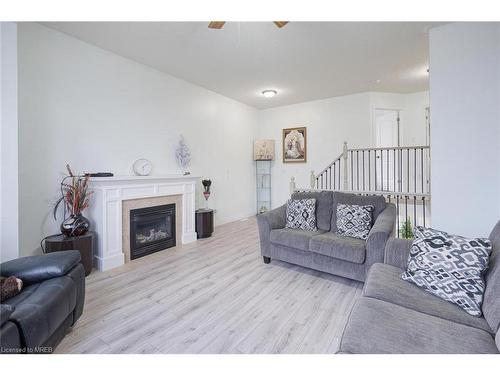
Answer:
top-left (61, 214), bottom-right (90, 237)
top-left (203, 191), bottom-right (211, 209)
top-left (201, 179), bottom-right (212, 210)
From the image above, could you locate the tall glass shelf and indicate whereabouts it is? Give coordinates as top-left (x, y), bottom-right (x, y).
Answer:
top-left (256, 160), bottom-right (272, 214)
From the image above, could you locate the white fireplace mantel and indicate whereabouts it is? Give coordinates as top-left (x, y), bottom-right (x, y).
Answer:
top-left (87, 175), bottom-right (199, 271)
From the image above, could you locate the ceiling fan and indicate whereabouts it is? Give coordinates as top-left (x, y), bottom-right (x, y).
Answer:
top-left (208, 21), bottom-right (289, 29)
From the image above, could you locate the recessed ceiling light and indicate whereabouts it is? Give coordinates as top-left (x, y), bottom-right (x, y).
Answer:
top-left (376, 79), bottom-right (381, 84)
top-left (262, 90), bottom-right (277, 98)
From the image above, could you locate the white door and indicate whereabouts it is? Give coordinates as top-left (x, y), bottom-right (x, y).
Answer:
top-left (424, 106), bottom-right (431, 193)
top-left (374, 109), bottom-right (400, 191)
top-left (425, 106), bottom-right (431, 147)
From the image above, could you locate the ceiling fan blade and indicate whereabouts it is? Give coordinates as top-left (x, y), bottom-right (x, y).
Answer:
top-left (208, 22), bottom-right (226, 29)
top-left (273, 21), bottom-right (289, 28)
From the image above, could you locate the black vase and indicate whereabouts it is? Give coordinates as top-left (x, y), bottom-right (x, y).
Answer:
top-left (61, 214), bottom-right (90, 237)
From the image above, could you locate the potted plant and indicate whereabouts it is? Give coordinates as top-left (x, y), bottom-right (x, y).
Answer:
top-left (54, 165), bottom-right (93, 237)
top-left (399, 217), bottom-right (414, 240)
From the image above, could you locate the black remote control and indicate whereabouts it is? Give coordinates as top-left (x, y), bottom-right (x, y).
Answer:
top-left (87, 172), bottom-right (114, 177)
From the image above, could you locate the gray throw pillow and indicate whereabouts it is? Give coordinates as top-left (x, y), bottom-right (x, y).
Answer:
top-left (285, 198), bottom-right (317, 231)
top-left (401, 226), bottom-right (492, 317)
top-left (336, 203), bottom-right (374, 240)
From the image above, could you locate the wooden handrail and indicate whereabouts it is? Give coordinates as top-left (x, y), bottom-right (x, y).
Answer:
top-left (314, 144), bottom-right (430, 180)
top-left (300, 141), bottom-right (432, 235)
top-left (314, 142), bottom-right (431, 193)
top-left (347, 145), bottom-right (430, 152)
top-left (315, 155), bottom-right (342, 178)
top-left (295, 188), bottom-right (431, 199)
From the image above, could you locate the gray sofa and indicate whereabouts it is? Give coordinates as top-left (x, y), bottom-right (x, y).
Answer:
top-left (338, 219), bottom-right (500, 354)
top-left (257, 191), bottom-right (396, 282)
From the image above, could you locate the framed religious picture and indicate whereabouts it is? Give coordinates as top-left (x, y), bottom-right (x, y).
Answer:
top-left (282, 127), bottom-right (307, 163)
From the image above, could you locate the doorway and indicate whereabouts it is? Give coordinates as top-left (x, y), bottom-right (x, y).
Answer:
top-left (373, 109), bottom-right (400, 191)
top-left (374, 109), bottom-right (400, 148)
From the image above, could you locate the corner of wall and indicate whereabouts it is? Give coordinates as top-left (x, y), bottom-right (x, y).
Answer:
top-left (0, 22), bottom-right (20, 262)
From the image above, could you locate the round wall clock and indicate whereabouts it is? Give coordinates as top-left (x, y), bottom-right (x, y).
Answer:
top-left (132, 158), bottom-right (153, 176)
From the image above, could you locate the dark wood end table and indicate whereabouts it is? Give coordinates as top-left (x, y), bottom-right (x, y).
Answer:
top-left (44, 231), bottom-right (94, 276)
top-left (195, 209), bottom-right (214, 239)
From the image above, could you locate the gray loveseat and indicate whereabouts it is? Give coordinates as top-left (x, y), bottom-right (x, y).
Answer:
top-left (257, 191), bottom-right (396, 282)
top-left (338, 220), bottom-right (500, 354)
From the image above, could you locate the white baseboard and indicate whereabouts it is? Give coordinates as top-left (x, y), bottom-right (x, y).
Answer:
top-left (94, 252), bottom-right (125, 271)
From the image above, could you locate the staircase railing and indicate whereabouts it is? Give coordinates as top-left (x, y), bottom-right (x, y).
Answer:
top-left (296, 141), bottom-right (431, 237)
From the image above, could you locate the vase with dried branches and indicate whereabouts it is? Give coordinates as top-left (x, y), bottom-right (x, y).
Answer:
top-left (54, 164), bottom-right (93, 237)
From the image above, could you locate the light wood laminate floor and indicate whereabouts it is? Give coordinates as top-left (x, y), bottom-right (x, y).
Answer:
top-left (56, 217), bottom-right (362, 354)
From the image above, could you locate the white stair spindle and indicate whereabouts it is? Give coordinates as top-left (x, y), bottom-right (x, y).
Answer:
top-left (343, 141), bottom-right (348, 190)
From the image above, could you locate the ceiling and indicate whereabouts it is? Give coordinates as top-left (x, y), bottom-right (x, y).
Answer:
top-left (42, 22), bottom-right (443, 109)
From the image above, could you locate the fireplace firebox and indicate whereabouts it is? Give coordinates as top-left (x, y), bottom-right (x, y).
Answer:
top-left (129, 203), bottom-right (176, 260)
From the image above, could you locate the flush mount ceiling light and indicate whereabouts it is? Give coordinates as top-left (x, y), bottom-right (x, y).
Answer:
top-left (208, 21), bottom-right (288, 29)
top-left (262, 90), bottom-right (277, 98)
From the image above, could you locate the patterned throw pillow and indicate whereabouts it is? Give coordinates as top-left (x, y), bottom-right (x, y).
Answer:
top-left (401, 226), bottom-right (492, 317)
top-left (0, 276), bottom-right (23, 302)
top-left (285, 198), bottom-right (317, 231)
top-left (336, 204), bottom-right (374, 240)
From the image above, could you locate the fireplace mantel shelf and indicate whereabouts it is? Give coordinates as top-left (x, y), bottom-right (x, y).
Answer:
top-left (87, 175), bottom-right (198, 271)
top-left (89, 175), bottom-right (200, 183)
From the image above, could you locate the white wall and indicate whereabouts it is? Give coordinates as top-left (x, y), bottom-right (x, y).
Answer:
top-left (258, 93), bottom-right (372, 208)
top-left (429, 22), bottom-right (500, 237)
top-left (18, 23), bottom-right (259, 256)
top-left (0, 22), bottom-right (19, 262)
top-left (258, 91), bottom-right (429, 208)
top-left (402, 92), bottom-right (430, 146)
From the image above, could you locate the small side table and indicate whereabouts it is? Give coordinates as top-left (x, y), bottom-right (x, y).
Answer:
top-left (44, 231), bottom-right (94, 276)
top-left (196, 209), bottom-right (214, 239)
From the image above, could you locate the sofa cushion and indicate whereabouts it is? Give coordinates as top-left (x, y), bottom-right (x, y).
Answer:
top-left (1, 251), bottom-right (81, 285)
top-left (285, 198), bottom-right (317, 231)
top-left (291, 191), bottom-right (333, 231)
top-left (309, 232), bottom-right (366, 264)
top-left (364, 263), bottom-right (492, 333)
top-left (8, 276), bottom-right (77, 349)
top-left (402, 226), bottom-right (492, 317)
top-left (339, 297), bottom-right (498, 354)
top-left (270, 228), bottom-right (325, 251)
top-left (336, 203), bottom-right (374, 240)
top-left (331, 192), bottom-right (386, 233)
top-left (484, 219), bottom-right (500, 332)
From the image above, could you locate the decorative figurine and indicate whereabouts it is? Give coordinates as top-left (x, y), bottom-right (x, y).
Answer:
top-left (175, 135), bottom-right (191, 175)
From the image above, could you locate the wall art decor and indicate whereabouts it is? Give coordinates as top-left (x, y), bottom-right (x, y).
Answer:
top-left (282, 127), bottom-right (307, 163)
top-left (253, 139), bottom-right (275, 161)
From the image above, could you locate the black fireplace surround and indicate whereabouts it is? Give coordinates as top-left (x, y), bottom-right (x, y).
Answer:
top-left (129, 203), bottom-right (176, 260)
